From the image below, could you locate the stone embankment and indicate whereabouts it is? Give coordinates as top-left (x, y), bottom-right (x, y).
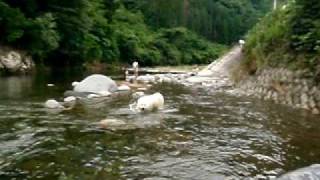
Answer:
top-left (235, 68), bottom-right (320, 114)
top-left (178, 45), bottom-right (320, 115)
top-left (0, 46), bottom-right (35, 74)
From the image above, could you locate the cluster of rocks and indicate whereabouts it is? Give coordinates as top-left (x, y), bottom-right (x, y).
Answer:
top-left (131, 68), bottom-right (232, 91)
top-left (0, 48), bottom-right (35, 74)
top-left (125, 46), bottom-right (242, 89)
top-left (235, 68), bottom-right (320, 114)
top-left (44, 73), bottom-right (168, 130)
top-left (132, 73), bottom-right (192, 84)
top-left (185, 74), bottom-right (232, 90)
top-left (45, 74), bottom-right (133, 111)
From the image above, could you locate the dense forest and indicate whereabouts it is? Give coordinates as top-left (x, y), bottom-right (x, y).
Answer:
top-left (134, 0), bottom-right (271, 43)
top-left (0, 0), bottom-right (271, 67)
top-left (244, 0), bottom-right (320, 78)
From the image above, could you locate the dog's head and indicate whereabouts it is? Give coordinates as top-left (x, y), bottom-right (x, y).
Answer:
top-left (137, 102), bottom-right (149, 112)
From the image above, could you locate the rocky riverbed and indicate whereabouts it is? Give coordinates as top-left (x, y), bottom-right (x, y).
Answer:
top-left (131, 47), bottom-right (243, 91)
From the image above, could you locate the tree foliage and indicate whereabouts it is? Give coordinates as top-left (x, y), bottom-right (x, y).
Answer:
top-left (136, 0), bottom-right (271, 44)
top-left (290, 0), bottom-right (320, 53)
top-left (244, 0), bottom-right (320, 74)
top-left (0, 0), bottom-right (270, 67)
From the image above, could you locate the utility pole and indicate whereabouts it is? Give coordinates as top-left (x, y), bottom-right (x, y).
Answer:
top-left (273, 0), bottom-right (277, 10)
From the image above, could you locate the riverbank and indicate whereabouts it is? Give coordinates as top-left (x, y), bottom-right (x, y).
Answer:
top-left (234, 68), bottom-right (320, 114)
top-left (232, 2), bottom-right (320, 115)
top-left (147, 46), bottom-right (320, 116)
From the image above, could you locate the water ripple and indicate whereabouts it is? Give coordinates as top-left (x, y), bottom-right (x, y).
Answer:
top-left (0, 77), bottom-right (320, 179)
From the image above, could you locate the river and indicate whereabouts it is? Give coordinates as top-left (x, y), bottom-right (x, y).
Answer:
top-left (0, 71), bottom-right (320, 179)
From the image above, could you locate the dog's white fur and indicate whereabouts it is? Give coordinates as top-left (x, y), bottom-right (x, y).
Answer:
top-left (136, 92), bottom-right (164, 112)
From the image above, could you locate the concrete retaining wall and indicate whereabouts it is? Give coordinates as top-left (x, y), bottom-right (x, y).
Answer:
top-left (236, 68), bottom-right (320, 114)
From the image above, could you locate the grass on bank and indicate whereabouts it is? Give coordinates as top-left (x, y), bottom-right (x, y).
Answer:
top-left (237, 1), bottom-right (320, 83)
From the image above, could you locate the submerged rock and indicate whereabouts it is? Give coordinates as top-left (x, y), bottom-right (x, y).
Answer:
top-left (118, 85), bottom-right (131, 91)
top-left (87, 94), bottom-right (100, 99)
top-left (63, 96), bottom-right (77, 108)
top-left (99, 119), bottom-right (126, 128)
top-left (136, 74), bottom-right (156, 83)
top-left (73, 74), bottom-right (118, 94)
top-left (44, 99), bottom-right (64, 109)
top-left (64, 96), bottom-right (76, 102)
top-left (97, 118), bottom-right (137, 130)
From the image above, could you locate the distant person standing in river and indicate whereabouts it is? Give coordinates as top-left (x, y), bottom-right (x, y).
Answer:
top-left (133, 61), bottom-right (139, 83)
top-left (239, 39), bottom-right (245, 48)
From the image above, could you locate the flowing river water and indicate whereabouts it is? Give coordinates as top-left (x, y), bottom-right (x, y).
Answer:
top-left (0, 71), bottom-right (320, 180)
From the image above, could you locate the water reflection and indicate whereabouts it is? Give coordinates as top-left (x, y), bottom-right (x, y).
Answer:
top-left (0, 76), bottom-right (33, 99)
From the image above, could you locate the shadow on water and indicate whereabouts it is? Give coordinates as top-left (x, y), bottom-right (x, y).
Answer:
top-left (0, 72), bottom-right (320, 179)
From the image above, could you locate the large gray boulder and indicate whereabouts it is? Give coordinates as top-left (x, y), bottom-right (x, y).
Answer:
top-left (73, 74), bottom-right (118, 94)
top-left (0, 49), bottom-right (34, 73)
top-left (278, 164), bottom-right (320, 180)
top-left (1, 51), bottom-right (22, 71)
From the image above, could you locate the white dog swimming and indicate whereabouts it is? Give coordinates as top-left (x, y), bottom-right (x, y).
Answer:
top-left (131, 92), bottom-right (164, 112)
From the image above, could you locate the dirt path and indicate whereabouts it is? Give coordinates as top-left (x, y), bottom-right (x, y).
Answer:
top-left (185, 46), bottom-right (243, 86)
